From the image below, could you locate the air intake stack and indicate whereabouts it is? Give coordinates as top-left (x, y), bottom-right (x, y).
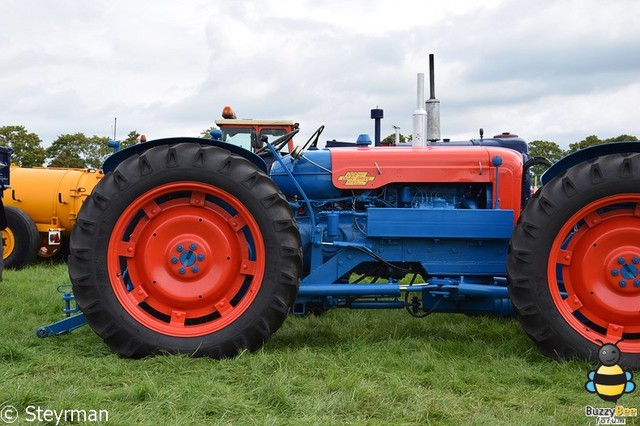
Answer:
top-left (371, 108), bottom-right (384, 146)
top-left (412, 73), bottom-right (428, 146)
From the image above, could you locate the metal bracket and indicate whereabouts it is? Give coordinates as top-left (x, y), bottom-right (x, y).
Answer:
top-left (35, 285), bottom-right (87, 338)
top-left (36, 313), bottom-right (86, 338)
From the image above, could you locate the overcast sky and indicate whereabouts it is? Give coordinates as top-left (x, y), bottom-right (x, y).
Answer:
top-left (2, 0), bottom-right (639, 149)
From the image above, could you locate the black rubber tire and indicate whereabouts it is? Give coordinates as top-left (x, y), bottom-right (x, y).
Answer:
top-left (508, 153), bottom-right (640, 368)
top-left (3, 206), bottom-right (40, 269)
top-left (69, 142), bottom-right (302, 358)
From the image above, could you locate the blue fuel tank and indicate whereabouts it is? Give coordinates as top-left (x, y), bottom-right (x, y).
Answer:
top-left (269, 149), bottom-right (341, 199)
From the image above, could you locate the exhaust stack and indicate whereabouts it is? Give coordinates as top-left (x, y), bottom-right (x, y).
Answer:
top-left (412, 73), bottom-right (428, 146)
top-left (426, 53), bottom-right (441, 142)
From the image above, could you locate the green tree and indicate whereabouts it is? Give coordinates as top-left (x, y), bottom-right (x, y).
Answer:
top-left (46, 133), bottom-right (111, 168)
top-left (119, 130), bottom-right (140, 150)
top-left (527, 140), bottom-right (566, 187)
top-left (381, 133), bottom-right (411, 145)
top-left (46, 134), bottom-right (85, 168)
top-left (568, 135), bottom-right (602, 153)
top-left (568, 134), bottom-right (639, 153)
top-left (84, 135), bottom-right (112, 168)
top-left (0, 125), bottom-right (46, 167)
top-left (528, 140), bottom-right (566, 163)
top-left (604, 134), bottom-right (638, 143)
top-left (200, 127), bottom-right (215, 139)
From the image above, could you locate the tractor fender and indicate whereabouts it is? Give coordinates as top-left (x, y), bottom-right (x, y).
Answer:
top-left (541, 141), bottom-right (640, 185)
top-left (102, 137), bottom-right (268, 174)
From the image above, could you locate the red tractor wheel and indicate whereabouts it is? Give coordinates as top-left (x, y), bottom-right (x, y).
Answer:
top-left (508, 153), bottom-right (640, 368)
top-left (69, 143), bottom-right (301, 358)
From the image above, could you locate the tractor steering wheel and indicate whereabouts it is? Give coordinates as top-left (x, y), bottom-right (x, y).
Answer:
top-left (255, 129), bottom-right (300, 155)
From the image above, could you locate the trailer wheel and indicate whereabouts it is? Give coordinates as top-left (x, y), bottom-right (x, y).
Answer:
top-left (69, 143), bottom-right (302, 358)
top-left (508, 153), bottom-right (640, 368)
top-left (3, 206), bottom-right (40, 269)
top-left (38, 236), bottom-right (70, 263)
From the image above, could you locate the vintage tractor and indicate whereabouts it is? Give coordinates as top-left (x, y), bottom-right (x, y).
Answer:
top-left (65, 69), bottom-right (640, 368)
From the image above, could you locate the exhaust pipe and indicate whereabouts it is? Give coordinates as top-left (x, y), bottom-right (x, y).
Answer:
top-left (426, 53), bottom-right (441, 142)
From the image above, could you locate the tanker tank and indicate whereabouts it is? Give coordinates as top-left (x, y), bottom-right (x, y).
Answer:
top-left (3, 166), bottom-right (103, 268)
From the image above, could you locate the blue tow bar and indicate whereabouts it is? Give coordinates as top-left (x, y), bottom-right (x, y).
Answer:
top-left (35, 285), bottom-right (87, 338)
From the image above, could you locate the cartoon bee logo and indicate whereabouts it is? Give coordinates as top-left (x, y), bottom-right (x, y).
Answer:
top-left (585, 340), bottom-right (635, 403)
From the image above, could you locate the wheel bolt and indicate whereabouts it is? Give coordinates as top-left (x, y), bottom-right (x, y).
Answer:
top-left (171, 257), bottom-right (178, 264)
top-left (177, 245), bottom-right (183, 252)
top-left (611, 269), bottom-right (619, 276)
top-left (192, 266), bottom-right (199, 273)
top-left (618, 257), bottom-right (626, 265)
top-left (179, 267), bottom-right (186, 274)
top-left (634, 257), bottom-right (640, 264)
top-left (190, 243), bottom-right (197, 250)
top-left (619, 280), bottom-right (627, 288)
top-left (197, 254), bottom-right (205, 261)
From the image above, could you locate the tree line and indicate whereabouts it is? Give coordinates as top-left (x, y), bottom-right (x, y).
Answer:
top-left (0, 124), bottom-right (637, 172)
top-left (0, 125), bottom-right (145, 168)
top-left (527, 134), bottom-right (638, 181)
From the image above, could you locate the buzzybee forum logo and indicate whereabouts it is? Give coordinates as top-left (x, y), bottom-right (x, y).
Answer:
top-left (584, 340), bottom-right (637, 424)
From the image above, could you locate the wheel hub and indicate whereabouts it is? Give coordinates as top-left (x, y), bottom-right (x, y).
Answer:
top-left (607, 254), bottom-right (640, 292)
top-left (169, 242), bottom-right (207, 276)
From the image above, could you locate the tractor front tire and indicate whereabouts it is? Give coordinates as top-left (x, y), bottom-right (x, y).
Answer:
top-left (508, 153), bottom-right (640, 368)
top-left (3, 206), bottom-right (40, 269)
top-left (69, 143), bottom-right (302, 358)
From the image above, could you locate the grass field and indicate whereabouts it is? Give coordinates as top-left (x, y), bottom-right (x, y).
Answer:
top-left (0, 263), bottom-right (634, 425)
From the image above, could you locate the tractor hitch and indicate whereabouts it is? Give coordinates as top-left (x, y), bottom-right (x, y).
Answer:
top-left (35, 285), bottom-right (87, 338)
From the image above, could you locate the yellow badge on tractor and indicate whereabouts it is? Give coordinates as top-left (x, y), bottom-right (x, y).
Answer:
top-left (337, 171), bottom-right (375, 186)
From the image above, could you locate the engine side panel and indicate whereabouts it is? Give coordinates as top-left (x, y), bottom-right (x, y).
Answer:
top-left (366, 208), bottom-right (514, 238)
top-left (329, 145), bottom-right (524, 220)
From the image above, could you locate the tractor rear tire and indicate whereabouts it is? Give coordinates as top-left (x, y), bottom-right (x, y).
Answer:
top-left (69, 143), bottom-right (302, 358)
top-left (508, 153), bottom-right (640, 368)
top-left (3, 206), bottom-right (40, 269)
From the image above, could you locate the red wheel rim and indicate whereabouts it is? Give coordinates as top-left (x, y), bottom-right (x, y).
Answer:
top-left (107, 182), bottom-right (265, 337)
top-left (548, 194), bottom-right (640, 353)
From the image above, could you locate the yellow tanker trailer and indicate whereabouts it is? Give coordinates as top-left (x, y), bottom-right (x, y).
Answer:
top-left (4, 166), bottom-right (103, 268)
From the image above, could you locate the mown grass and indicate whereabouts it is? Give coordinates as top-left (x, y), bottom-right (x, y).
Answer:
top-left (0, 264), bottom-right (632, 425)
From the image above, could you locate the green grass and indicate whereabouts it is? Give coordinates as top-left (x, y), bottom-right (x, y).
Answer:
top-left (0, 264), bottom-right (632, 425)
